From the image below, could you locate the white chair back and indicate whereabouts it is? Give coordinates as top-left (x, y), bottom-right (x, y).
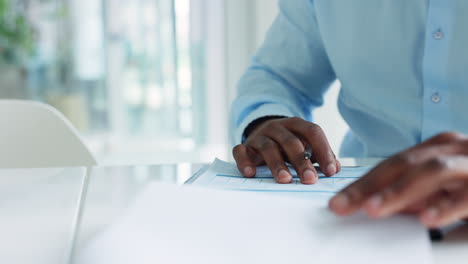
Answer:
top-left (0, 100), bottom-right (97, 168)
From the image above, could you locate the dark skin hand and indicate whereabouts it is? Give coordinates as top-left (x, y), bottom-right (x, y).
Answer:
top-left (329, 132), bottom-right (468, 228)
top-left (233, 117), bottom-right (341, 185)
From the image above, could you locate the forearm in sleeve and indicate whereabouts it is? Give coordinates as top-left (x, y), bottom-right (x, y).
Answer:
top-left (230, 0), bottom-right (337, 145)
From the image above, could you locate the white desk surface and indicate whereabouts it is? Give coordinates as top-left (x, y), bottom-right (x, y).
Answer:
top-left (2, 159), bottom-right (467, 264)
top-left (0, 167), bottom-right (86, 264)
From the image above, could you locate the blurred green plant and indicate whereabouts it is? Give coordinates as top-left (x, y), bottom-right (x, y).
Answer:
top-left (0, 0), bottom-right (34, 65)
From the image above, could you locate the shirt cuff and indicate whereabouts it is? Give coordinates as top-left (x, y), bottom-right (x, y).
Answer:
top-left (234, 103), bottom-right (296, 145)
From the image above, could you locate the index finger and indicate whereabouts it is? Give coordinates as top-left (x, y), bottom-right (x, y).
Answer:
top-left (329, 143), bottom-right (464, 216)
top-left (329, 157), bottom-right (407, 216)
top-left (364, 156), bottom-right (468, 219)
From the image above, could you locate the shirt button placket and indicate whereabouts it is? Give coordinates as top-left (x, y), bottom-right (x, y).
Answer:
top-left (430, 28), bottom-right (443, 106)
top-left (431, 30), bottom-right (443, 104)
top-left (420, 0), bottom-right (453, 141)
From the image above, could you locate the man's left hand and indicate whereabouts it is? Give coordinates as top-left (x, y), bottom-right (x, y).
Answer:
top-left (329, 132), bottom-right (468, 228)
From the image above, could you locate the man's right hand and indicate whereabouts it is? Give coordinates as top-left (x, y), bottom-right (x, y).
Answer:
top-left (233, 117), bottom-right (341, 185)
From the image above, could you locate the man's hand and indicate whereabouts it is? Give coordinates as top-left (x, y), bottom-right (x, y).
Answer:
top-left (329, 132), bottom-right (468, 228)
top-left (233, 117), bottom-right (341, 185)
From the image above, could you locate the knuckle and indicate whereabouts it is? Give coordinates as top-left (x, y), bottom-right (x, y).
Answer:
top-left (305, 123), bottom-right (323, 136)
top-left (289, 117), bottom-right (302, 123)
top-left (451, 141), bottom-right (468, 155)
top-left (434, 132), bottom-right (465, 143)
top-left (281, 135), bottom-right (302, 148)
top-left (232, 144), bottom-right (243, 154)
top-left (263, 121), bottom-right (280, 131)
top-left (243, 133), bottom-right (257, 144)
top-left (425, 157), bottom-right (450, 171)
top-left (258, 139), bottom-right (276, 152)
top-left (392, 153), bottom-right (417, 167)
top-left (461, 190), bottom-right (468, 203)
top-left (459, 139), bottom-right (468, 151)
top-left (344, 187), bottom-right (364, 202)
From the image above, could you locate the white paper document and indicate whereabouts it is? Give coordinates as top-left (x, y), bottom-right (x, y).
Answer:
top-left (190, 159), bottom-right (371, 198)
top-left (76, 183), bottom-right (433, 264)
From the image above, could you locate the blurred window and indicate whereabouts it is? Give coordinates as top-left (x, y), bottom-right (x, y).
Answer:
top-left (0, 0), bottom-right (223, 163)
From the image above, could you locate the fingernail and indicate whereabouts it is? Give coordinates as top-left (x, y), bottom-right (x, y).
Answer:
top-left (366, 194), bottom-right (383, 210)
top-left (422, 208), bottom-right (439, 223)
top-left (278, 170), bottom-right (292, 183)
top-left (303, 169), bottom-right (316, 184)
top-left (326, 163), bottom-right (337, 176)
top-left (243, 166), bottom-right (254, 177)
top-left (336, 159), bottom-right (342, 172)
top-left (330, 193), bottom-right (349, 211)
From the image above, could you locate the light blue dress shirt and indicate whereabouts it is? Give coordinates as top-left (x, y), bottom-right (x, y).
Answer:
top-left (231, 0), bottom-right (468, 158)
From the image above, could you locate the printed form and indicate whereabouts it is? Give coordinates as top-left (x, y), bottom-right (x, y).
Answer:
top-left (190, 159), bottom-right (371, 198)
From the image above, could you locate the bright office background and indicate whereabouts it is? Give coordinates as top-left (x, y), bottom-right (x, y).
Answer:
top-left (0, 0), bottom-right (348, 165)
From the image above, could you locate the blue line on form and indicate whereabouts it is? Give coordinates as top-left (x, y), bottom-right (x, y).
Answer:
top-left (215, 174), bottom-right (359, 179)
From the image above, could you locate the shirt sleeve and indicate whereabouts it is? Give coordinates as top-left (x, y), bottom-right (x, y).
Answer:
top-left (230, 0), bottom-right (336, 145)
